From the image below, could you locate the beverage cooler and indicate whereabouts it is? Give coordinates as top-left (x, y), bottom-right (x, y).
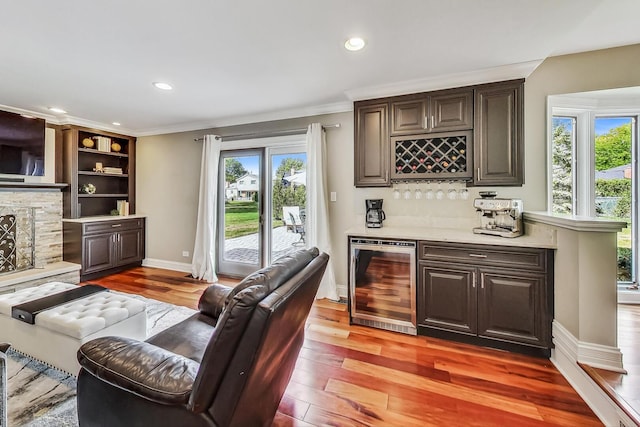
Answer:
top-left (349, 238), bottom-right (417, 335)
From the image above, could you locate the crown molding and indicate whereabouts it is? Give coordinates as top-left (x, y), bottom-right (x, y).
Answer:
top-left (0, 104), bottom-right (58, 123)
top-left (344, 60), bottom-right (543, 101)
top-left (135, 101), bottom-right (353, 137)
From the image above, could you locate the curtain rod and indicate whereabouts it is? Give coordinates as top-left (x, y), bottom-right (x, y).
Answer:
top-left (193, 123), bottom-right (340, 142)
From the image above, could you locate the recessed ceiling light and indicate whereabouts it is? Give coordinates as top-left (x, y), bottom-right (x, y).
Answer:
top-left (48, 107), bottom-right (67, 114)
top-left (344, 37), bottom-right (365, 51)
top-left (20, 114), bottom-right (35, 119)
top-left (112, 122), bottom-right (121, 126)
top-left (152, 82), bottom-right (173, 91)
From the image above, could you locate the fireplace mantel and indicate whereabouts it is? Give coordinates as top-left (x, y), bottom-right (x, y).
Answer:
top-left (0, 182), bottom-right (67, 191)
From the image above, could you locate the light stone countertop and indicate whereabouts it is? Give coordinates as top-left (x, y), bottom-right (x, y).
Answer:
top-left (62, 214), bottom-right (146, 223)
top-left (345, 223), bottom-right (557, 249)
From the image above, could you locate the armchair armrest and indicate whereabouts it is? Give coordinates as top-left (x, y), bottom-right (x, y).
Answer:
top-left (78, 336), bottom-right (199, 405)
top-left (198, 283), bottom-right (233, 318)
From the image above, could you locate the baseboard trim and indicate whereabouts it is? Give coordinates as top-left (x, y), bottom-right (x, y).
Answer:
top-left (142, 258), bottom-right (192, 273)
top-left (551, 320), bottom-right (627, 426)
top-left (337, 283), bottom-right (347, 299)
top-left (618, 290), bottom-right (640, 304)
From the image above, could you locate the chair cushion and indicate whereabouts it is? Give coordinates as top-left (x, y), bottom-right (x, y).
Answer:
top-left (78, 336), bottom-right (199, 405)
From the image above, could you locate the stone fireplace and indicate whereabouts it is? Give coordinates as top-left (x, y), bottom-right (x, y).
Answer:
top-left (0, 183), bottom-right (80, 292)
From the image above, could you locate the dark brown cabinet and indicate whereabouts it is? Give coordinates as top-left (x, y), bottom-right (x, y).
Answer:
top-left (63, 217), bottom-right (145, 281)
top-left (354, 101), bottom-right (389, 187)
top-left (61, 125), bottom-right (136, 218)
top-left (354, 79), bottom-right (524, 187)
top-left (417, 241), bottom-right (553, 356)
top-left (390, 89), bottom-right (473, 135)
top-left (473, 79), bottom-right (524, 186)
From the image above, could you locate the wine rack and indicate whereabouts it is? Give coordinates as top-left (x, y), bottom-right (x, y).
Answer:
top-left (390, 131), bottom-right (473, 181)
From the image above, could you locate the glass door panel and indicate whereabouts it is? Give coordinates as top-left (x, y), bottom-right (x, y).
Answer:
top-left (217, 150), bottom-right (262, 277)
top-left (268, 150), bottom-right (307, 263)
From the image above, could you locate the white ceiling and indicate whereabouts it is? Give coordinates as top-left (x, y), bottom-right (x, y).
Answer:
top-left (1, 0), bottom-right (639, 136)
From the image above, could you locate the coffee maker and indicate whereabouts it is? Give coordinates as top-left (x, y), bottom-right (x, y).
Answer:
top-left (366, 199), bottom-right (386, 228)
top-left (472, 192), bottom-right (523, 238)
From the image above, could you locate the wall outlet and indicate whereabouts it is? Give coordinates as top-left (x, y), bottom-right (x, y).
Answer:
top-left (330, 191), bottom-right (337, 202)
top-left (182, 250), bottom-right (190, 258)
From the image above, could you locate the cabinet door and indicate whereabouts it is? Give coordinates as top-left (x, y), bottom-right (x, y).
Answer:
top-left (417, 261), bottom-right (477, 334)
top-left (115, 228), bottom-right (144, 266)
top-left (477, 268), bottom-right (549, 347)
top-left (83, 233), bottom-right (114, 274)
top-left (473, 80), bottom-right (523, 186)
top-left (391, 99), bottom-right (426, 135)
top-left (429, 90), bottom-right (473, 132)
top-left (354, 102), bottom-right (390, 187)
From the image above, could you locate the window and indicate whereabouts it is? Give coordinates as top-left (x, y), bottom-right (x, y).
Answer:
top-left (549, 100), bottom-right (638, 285)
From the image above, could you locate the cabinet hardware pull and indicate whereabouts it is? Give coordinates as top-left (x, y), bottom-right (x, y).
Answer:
top-left (111, 224), bottom-right (122, 228)
top-left (423, 116), bottom-right (427, 129)
top-left (477, 167), bottom-right (480, 178)
top-left (431, 115), bottom-right (434, 129)
top-left (472, 272), bottom-right (476, 288)
top-left (469, 254), bottom-right (487, 258)
top-left (481, 275), bottom-right (485, 289)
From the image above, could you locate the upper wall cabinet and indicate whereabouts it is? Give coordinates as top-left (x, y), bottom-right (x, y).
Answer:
top-left (473, 79), bottom-right (524, 186)
top-left (354, 79), bottom-right (524, 187)
top-left (354, 101), bottom-right (390, 187)
top-left (390, 89), bottom-right (473, 135)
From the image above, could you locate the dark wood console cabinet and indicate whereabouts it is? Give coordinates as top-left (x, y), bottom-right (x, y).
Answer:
top-left (417, 241), bottom-right (553, 356)
top-left (63, 217), bottom-right (145, 281)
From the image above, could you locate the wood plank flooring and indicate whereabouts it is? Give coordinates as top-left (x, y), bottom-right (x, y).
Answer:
top-left (84, 267), bottom-right (603, 426)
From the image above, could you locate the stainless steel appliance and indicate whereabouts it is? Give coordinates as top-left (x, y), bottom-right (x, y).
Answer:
top-left (349, 238), bottom-right (416, 335)
top-left (365, 199), bottom-right (386, 228)
top-left (473, 195), bottom-right (523, 238)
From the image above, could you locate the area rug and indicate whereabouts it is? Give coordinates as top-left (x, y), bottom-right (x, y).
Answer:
top-left (4, 292), bottom-right (196, 426)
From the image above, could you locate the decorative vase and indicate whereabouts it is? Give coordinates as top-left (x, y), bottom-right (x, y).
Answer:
top-left (81, 138), bottom-right (94, 148)
top-left (111, 142), bottom-right (121, 153)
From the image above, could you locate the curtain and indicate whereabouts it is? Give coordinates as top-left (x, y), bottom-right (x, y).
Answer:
top-left (191, 135), bottom-right (221, 282)
top-left (306, 123), bottom-right (339, 300)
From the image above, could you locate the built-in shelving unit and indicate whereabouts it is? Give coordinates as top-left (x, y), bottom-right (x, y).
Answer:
top-left (61, 125), bottom-right (136, 218)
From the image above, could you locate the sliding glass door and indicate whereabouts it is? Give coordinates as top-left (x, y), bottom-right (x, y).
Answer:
top-left (216, 140), bottom-right (307, 277)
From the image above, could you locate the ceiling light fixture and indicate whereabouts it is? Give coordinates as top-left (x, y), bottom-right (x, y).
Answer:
top-left (152, 82), bottom-right (173, 91)
top-left (48, 107), bottom-right (67, 114)
top-left (112, 122), bottom-right (121, 126)
top-left (344, 37), bottom-right (366, 51)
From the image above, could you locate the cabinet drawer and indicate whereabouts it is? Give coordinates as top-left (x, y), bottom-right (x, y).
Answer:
top-left (83, 218), bottom-right (144, 234)
top-left (419, 241), bottom-right (546, 272)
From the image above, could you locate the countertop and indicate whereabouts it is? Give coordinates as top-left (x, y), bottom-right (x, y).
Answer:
top-left (62, 214), bottom-right (146, 223)
top-left (345, 224), bottom-right (557, 249)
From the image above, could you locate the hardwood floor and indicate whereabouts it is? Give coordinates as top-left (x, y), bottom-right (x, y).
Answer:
top-left (85, 267), bottom-right (603, 426)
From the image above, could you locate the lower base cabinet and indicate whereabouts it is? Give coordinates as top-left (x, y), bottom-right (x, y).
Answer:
top-left (418, 241), bottom-right (554, 356)
top-left (63, 217), bottom-right (145, 281)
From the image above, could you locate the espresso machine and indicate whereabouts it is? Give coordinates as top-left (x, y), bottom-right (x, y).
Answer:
top-left (473, 193), bottom-right (523, 238)
top-left (365, 199), bottom-right (386, 228)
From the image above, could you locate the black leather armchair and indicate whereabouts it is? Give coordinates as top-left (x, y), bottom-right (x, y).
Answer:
top-left (76, 247), bottom-right (329, 427)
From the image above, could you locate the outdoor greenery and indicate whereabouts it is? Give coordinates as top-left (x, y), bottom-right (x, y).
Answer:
top-left (224, 201), bottom-right (259, 238)
top-left (223, 157), bottom-right (307, 239)
top-left (271, 158), bottom-right (306, 222)
top-left (595, 123), bottom-right (631, 170)
top-left (225, 158), bottom-right (248, 184)
top-left (551, 121), bottom-right (573, 214)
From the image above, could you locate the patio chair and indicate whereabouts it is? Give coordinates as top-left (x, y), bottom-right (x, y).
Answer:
top-left (283, 206), bottom-right (305, 245)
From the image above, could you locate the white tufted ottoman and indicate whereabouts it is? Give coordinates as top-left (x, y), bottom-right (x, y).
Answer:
top-left (0, 282), bottom-right (146, 375)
